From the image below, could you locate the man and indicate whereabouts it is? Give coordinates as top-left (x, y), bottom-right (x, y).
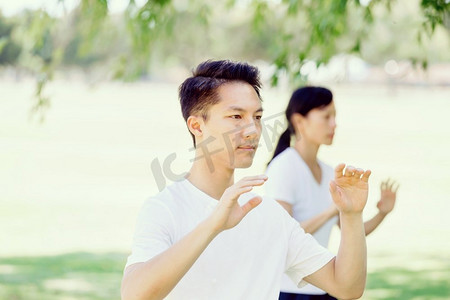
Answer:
top-left (121, 60), bottom-right (371, 300)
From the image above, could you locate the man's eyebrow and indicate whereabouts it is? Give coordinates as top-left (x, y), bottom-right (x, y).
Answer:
top-left (226, 106), bottom-right (264, 113)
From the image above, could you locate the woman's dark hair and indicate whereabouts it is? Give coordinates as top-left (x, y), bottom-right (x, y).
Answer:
top-left (268, 86), bottom-right (333, 165)
top-left (179, 60), bottom-right (262, 147)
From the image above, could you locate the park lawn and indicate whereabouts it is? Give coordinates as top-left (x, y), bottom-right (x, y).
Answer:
top-left (0, 252), bottom-right (125, 300)
top-left (0, 252), bottom-right (449, 299)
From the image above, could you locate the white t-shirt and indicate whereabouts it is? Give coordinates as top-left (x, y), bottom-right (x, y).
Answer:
top-left (126, 178), bottom-right (335, 299)
top-left (265, 147), bottom-right (338, 295)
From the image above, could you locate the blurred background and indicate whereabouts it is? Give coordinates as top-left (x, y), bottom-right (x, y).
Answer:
top-left (1, 0), bottom-right (449, 299)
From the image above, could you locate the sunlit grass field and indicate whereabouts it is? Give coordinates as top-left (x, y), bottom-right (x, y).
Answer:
top-left (1, 78), bottom-right (449, 299)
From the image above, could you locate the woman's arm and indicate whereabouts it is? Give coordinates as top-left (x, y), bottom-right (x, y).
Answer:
top-left (364, 179), bottom-right (399, 235)
top-left (277, 200), bottom-right (338, 234)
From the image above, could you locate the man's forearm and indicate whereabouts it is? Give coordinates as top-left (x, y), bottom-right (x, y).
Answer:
top-left (335, 213), bottom-right (367, 297)
top-left (121, 218), bottom-right (220, 300)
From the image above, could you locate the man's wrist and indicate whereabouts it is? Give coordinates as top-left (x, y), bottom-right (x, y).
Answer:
top-left (339, 211), bottom-right (363, 221)
top-left (201, 215), bottom-right (223, 240)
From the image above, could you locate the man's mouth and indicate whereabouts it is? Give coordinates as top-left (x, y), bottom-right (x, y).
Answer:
top-left (237, 145), bottom-right (257, 151)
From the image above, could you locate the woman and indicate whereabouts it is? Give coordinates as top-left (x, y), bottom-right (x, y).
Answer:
top-left (265, 87), bottom-right (398, 300)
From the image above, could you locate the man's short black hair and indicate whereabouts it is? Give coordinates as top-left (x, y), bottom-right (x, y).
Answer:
top-left (179, 60), bottom-right (262, 147)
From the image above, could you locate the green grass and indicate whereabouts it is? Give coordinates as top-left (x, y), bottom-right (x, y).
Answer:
top-left (0, 252), bottom-right (126, 300)
top-left (0, 252), bottom-right (449, 299)
top-left (365, 254), bottom-right (450, 300)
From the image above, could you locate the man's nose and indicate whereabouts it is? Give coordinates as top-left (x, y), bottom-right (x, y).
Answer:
top-left (242, 118), bottom-right (259, 139)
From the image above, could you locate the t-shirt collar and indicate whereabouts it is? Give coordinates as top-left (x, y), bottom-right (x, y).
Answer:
top-left (181, 178), bottom-right (219, 209)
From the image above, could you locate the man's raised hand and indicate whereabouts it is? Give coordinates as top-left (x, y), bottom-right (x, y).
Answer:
top-left (210, 175), bottom-right (267, 233)
top-left (329, 164), bottom-right (371, 215)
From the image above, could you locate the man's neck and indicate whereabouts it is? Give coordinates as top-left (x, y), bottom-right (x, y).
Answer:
top-left (186, 160), bottom-right (235, 201)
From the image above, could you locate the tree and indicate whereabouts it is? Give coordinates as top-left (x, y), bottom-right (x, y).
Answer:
top-left (10, 0), bottom-right (450, 116)
top-left (0, 14), bottom-right (22, 65)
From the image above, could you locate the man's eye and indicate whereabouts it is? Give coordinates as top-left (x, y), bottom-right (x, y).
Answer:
top-left (230, 115), bottom-right (242, 119)
top-left (255, 115), bottom-right (262, 120)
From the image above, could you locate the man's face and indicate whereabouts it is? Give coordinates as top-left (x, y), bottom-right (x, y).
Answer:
top-left (196, 81), bottom-right (263, 171)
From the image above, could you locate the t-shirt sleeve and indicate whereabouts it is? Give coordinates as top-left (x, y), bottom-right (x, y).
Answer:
top-left (265, 157), bottom-right (298, 205)
top-left (125, 197), bottom-right (174, 269)
top-left (284, 214), bottom-right (335, 288)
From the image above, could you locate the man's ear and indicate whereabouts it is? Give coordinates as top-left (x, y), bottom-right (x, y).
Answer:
top-left (187, 115), bottom-right (203, 137)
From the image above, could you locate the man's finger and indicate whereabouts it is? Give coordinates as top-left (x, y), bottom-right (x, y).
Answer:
top-left (240, 196), bottom-right (262, 215)
top-left (236, 178), bottom-right (267, 189)
top-left (344, 166), bottom-right (355, 177)
top-left (334, 163), bottom-right (346, 179)
top-left (329, 180), bottom-right (342, 205)
top-left (223, 185), bottom-right (257, 205)
top-left (353, 168), bottom-right (364, 179)
top-left (239, 175), bottom-right (268, 183)
top-left (235, 186), bottom-right (254, 196)
top-left (394, 183), bottom-right (400, 193)
top-left (362, 170), bottom-right (371, 182)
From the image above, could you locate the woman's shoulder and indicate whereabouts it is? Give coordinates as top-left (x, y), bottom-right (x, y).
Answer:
top-left (267, 147), bottom-right (298, 168)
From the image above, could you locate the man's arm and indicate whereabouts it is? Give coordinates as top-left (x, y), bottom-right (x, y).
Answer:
top-left (121, 217), bottom-right (219, 300)
top-left (303, 164), bottom-right (371, 300)
top-left (305, 213), bottom-right (366, 299)
top-left (121, 175), bottom-right (267, 300)
top-left (277, 200), bottom-right (338, 234)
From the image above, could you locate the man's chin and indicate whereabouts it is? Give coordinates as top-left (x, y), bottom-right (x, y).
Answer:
top-left (231, 159), bottom-right (254, 169)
